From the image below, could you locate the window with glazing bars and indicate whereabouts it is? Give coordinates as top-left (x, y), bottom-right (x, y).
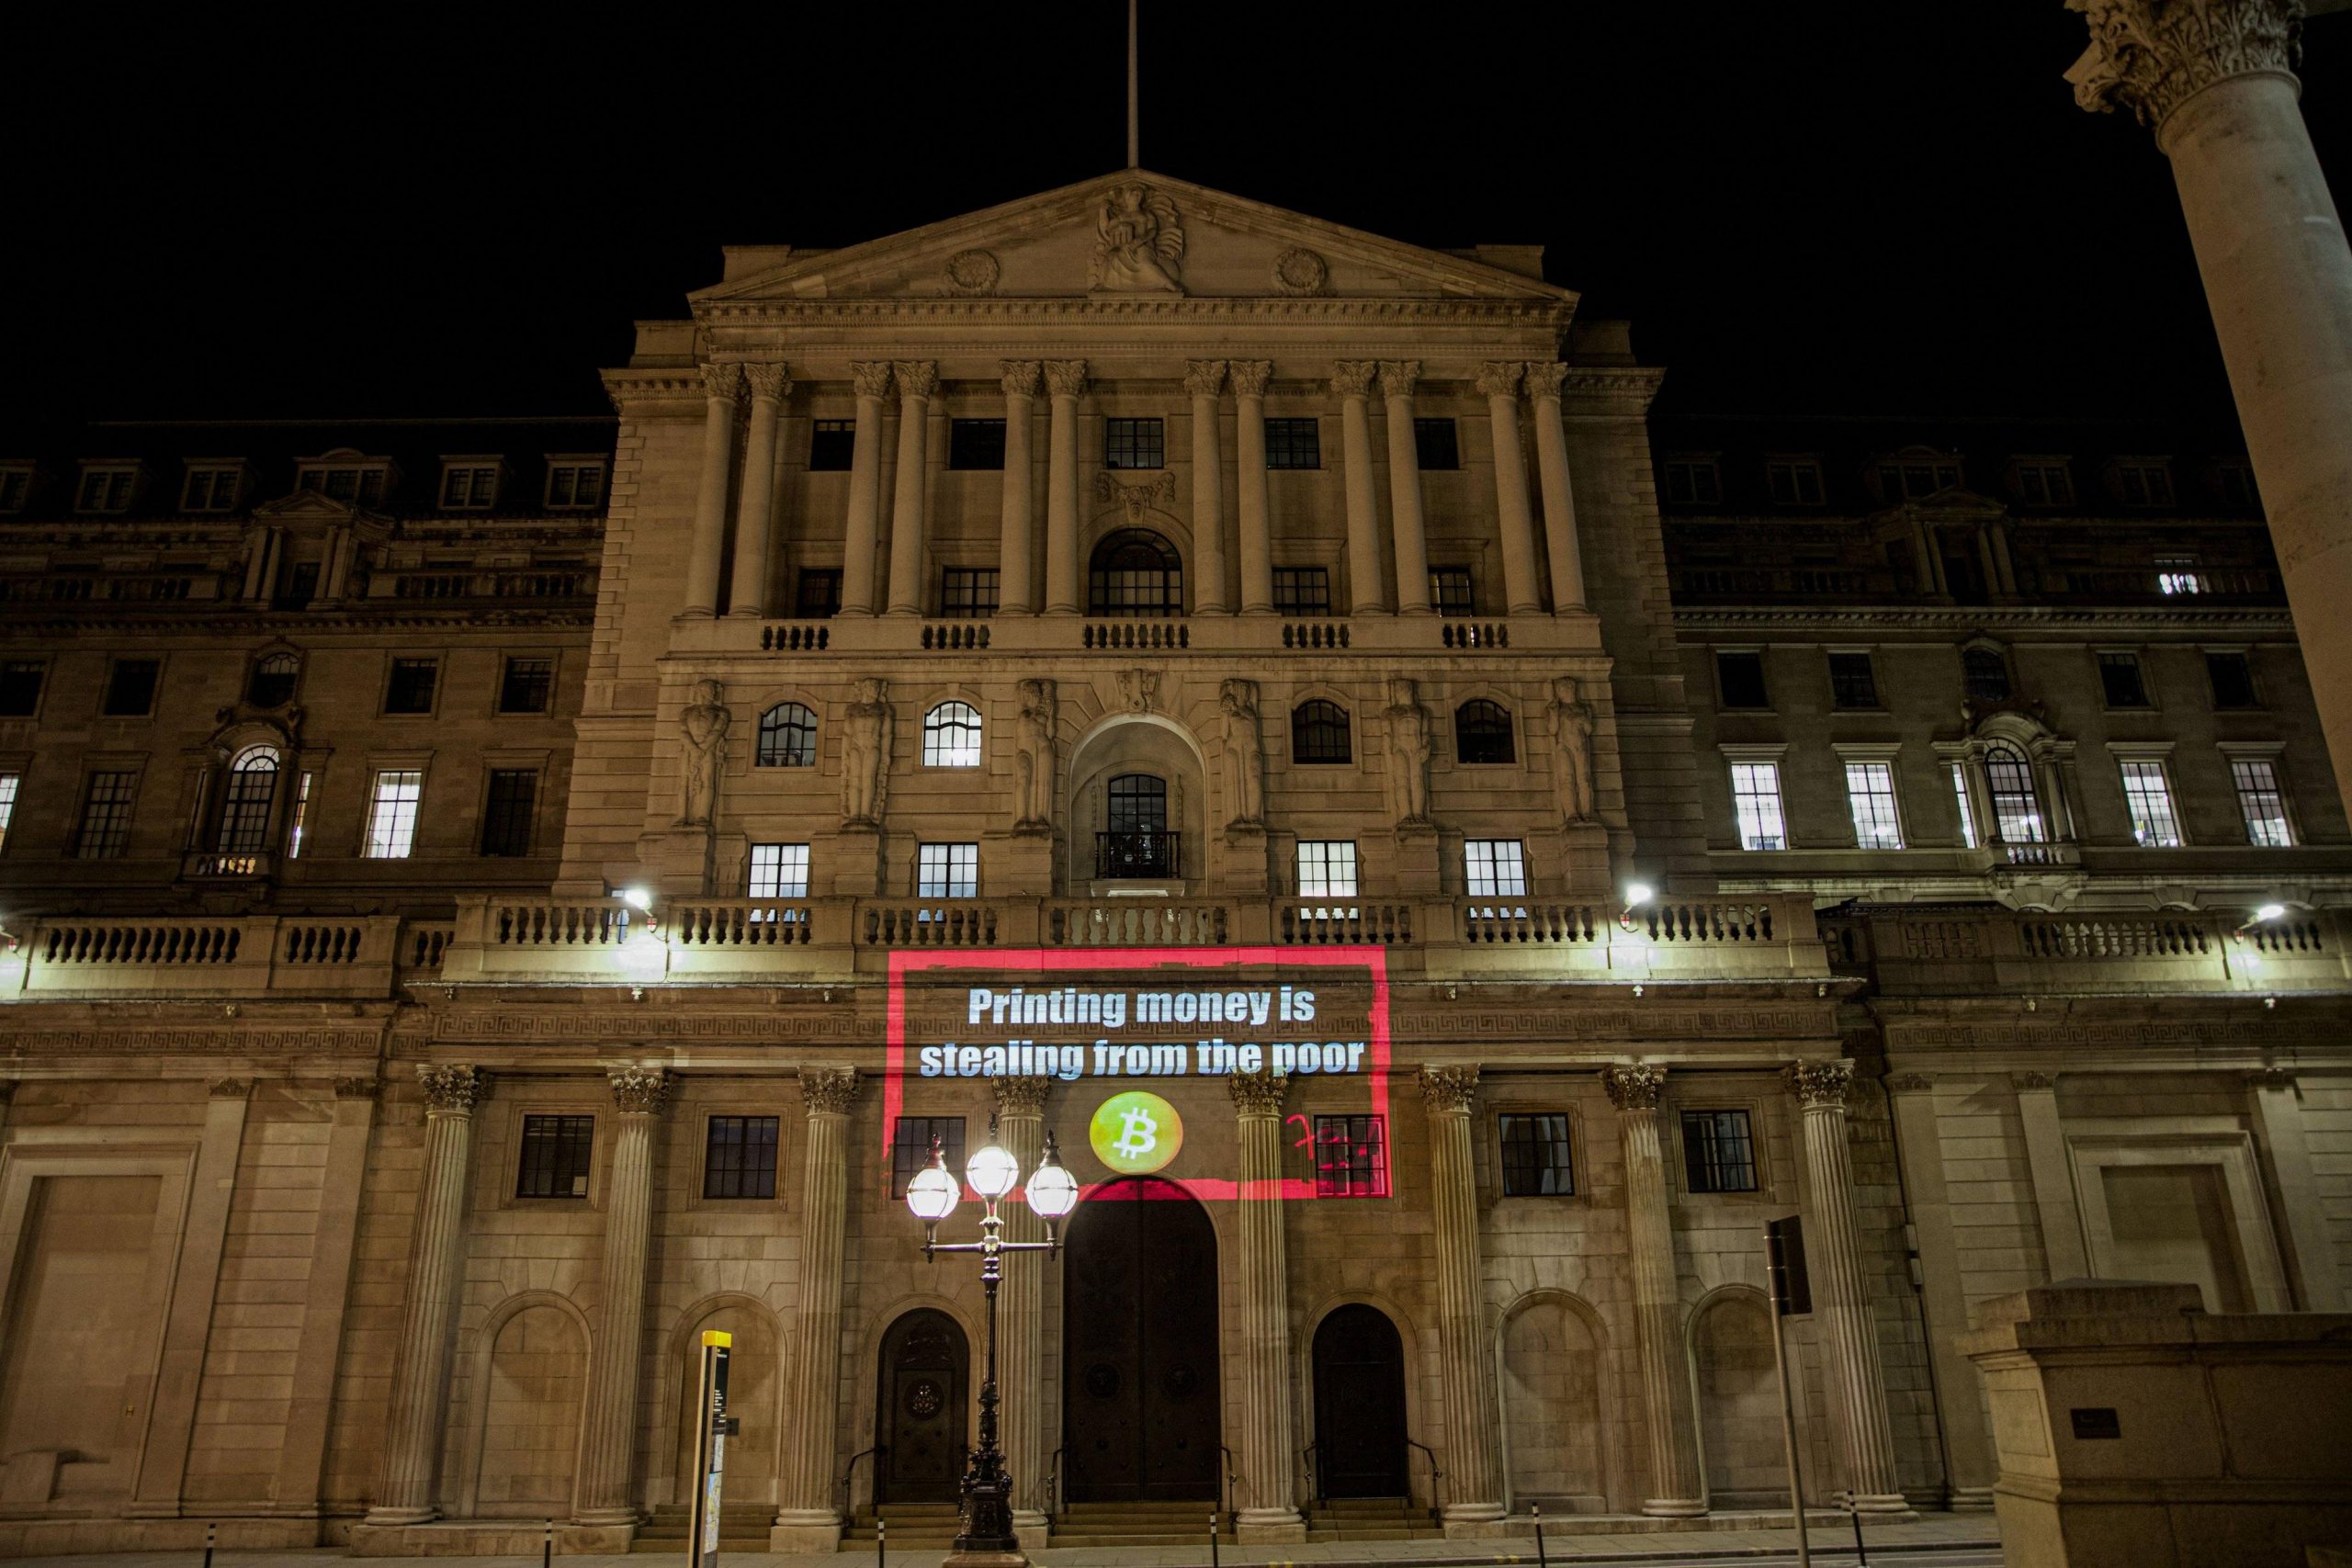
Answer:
top-left (2118, 760), bottom-right (2183, 847)
top-left (939, 567), bottom-right (999, 617)
top-left (948, 419), bottom-right (1006, 470)
top-left (248, 652), bottom-right (299, 707)
top-left (1295, 840), bottom-right (1358, 897)
top-left (704, 1116), bottom-right (780, 1199)
top-left (1951, 762), bottom-right (1979, 849)
top-left (1984, 746), bottom-right (2043, 843)
top-left (385, 658), bottom-right (438, 715)
top-left (1845, 761), bottom-right (1904, 849)
top-left (917, 841), bottom-right (978, 897)
top-left (1102, 417), bottom-right (1164, 470)
top-left (1963, 648), bottom-right (2011, 703)
top-left (1731, 762), bottom-right (1786, 851)
top-left (2233, 759), bottom-right (2293, 846)
top-left (1681, 1110), bottom-right (1758, 1193)
top-left (366, 770), bottom-right (424, 858)
top-left (796, 570), bottom-right (842, 616)
top-left (748, 842), bottom-right (810, 898)
top-left (757, 703), bottom-right (817, 767)
top-left (1414, 418), bottom-right (1460, 470)
top-left (1313, 1114), bottom-right (1388, 1197)
top-left (1499, 1114), bottom-right (1574, 1196)
top-left (516, 1114), bottom-right (594, 1198)
top-left (808, 420), bottom-right (854, 470)
top-left (74, 771), bottom-right (136, 858)
top-left (2098, 652), bottom-right (2148, 708)
top-left (217, 747), bottom-right (279, 853)
top-left (922, 703), bottom-right (983, 766)
top-left (1464, 839), bottom-right (1528, 897)
top-left (1454, 700), bottom-right (1514, 764)
top-left (286, 772), bottom-right (313, 859)
top-left (0, 773), bottom-right (17, 852)
top-left (1429, 566), bottom-right (1475, 615)
top-left (1263, 418), bottom-right (1321, 469)
top-left (1291, 701), bottom-right (1351, 763)
top-left (1272, 567), bottom-right (1329, 615)
top-left (481, 769), bottom-right (538, 856)
top-left (1827, 652), bottom-right (1879, 709)
top-left (1087, 529), bottom-right (1182, 615)
top-left (499, 657), bottom-right (554, 714)
top-left (892, 1116), bottom-right (966, 1197)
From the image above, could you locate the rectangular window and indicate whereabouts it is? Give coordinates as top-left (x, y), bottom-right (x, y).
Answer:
top-left (1765, 458), bottom-right (1824, 505)
top-left (748, 842), bottom-right (811, 899)
top-left (2208, 651), bottom-right (2259, 709)
top-left (74, 770), bottom-right (137, 858)
top-left (384, 658), bottom-right (438, 715)
top-left (515, 1114), bottom-right (594, 1199)
top-left (1263, 417), bottom-right (1321, 469)
top-left (102, 658), bottom-right (160, 716)
top-left (1272, 566), bottom-right (1330, 615)
top-left (1464, 839), bottom-right (1529, 897)
top-left (703, 1116), bottom-right (780, 1200)
top-left (498, 656), bottom-right (554, 715)
top-left (948, 418), bottom-right (1006, 470)
top-left (2098, 652), bottom-right (2149, 708)
top-left (938, 567), bottom-right (1000, 618)
top-left (2119, 760), bottom-right (2184, 847)
top-left (0, 772), bottom-right (16, 851)
top-left (1295, 840), bottom-right (1359, 898)
top-left (1951, 762), bottom-right (1979, 849)
top-left (1827, 652), bottom-right (1879, 710)
top-left (1845, 761), bottom-right (1905, 850)
top-left (1498, 1113), bottom-right (1575, 1197)
top-left (480, 769), bottom-right (538, 857)
top-left (2157, 556), bottom-right (2207, 595)
top-left (545, 461), bottom-right (605, 510)
top-left (1716, 651), bottom-right (1769, 709)
top-left (0, 660), bottom-right (44, 716)
top-left (1102, 417), bottom-right (1165, 470)
top-left (2117, 459), bottom-right (2175, 507)
top-left (892, 1115), bottom-right (966, 1198)
top-left (1682, 1111), bottom-right (1758, 1193)
top-left (2233, 758), bottom-right (2293, 847)
top-left (1429, 566), bottom-right (1476, 616)
top-left (917, 841), bottom-right (978, 898)
top-left (1313, 1114), bottom-right (1389, 1198)
top-left (1731, 761), bottom-right (1787, 851)
top-left (1414, 418), bottom-right (1460, 470)
top-left (0, 468), bottom-right (30, 513)
top-left (300, 465), bottom-right (387, 506)
top-left (2015, 459), bottom-right (2075, 507)
top-left (2216, 461), bottom-right (2257, 510)
top-left (286, 771), bottom-right (313, 859)
top-left (1885, 459), bottom-right (1962, 501)
top-left (1662, 458), bottom-right (1722, 505)
top-left (795, 569), bottom-right (842, 617)
top-left (808, 420), bottom-right (855, 471)
top-left (76, 467), bottom-right (137, 513)
top-left (366, 770), bottom-right (424, 859)
top-left (439, 464), bottom-right (500, 510)
top-left (181, 466), bottom-right (242, 512)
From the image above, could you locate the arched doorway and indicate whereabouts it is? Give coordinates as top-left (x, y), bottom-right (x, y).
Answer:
top-left (1311, 1304), bottom-right (1407, 1498)
top-left (876, 1309), bottom-right (968, 1504)
top-left (1062, 1177), bottom-right (1219, 1501)
top-left (672, 1302), bottom-right (780, 1506)
top-left (1692, 1292), bottom-right (1784, 1508)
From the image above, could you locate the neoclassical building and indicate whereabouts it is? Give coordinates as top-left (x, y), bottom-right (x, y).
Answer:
top-left (0, 172), bottom-right (2344, 1557)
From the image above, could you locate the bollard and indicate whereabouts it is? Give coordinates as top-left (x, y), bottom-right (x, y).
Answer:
top-left (541, 1517), bottom-right (551, 1568)
top-left (203, 1522), bottom-right (216, 1568)
top-left (1209, 1512), bottom-right (1220, 1568)
top-left (1532, 1502), bottom-right (1545, 1568)
top-left (1849, 1499), bottom-right (1869, 1565)
top-left (876, 1514), bottom-right (886, 1568)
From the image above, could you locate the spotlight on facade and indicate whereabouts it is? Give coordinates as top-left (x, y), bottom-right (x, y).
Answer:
top-left (616, 886), bottom-right (655, 912)
top-left (1625, 882), bottom-right (1656, 908)
top-left (2254, 902), bottom-right (2288, 923)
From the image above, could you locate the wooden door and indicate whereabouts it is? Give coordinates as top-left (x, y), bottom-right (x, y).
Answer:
top-left (876, 1309), bottom-right (967, 1504)
top-left (1312, 1303), bottom-right (1408, 1497)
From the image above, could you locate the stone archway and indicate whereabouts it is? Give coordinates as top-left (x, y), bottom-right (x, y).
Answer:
top-left (1065, 715), bottom-right (1207, 890)
top-left (1310, 1303), bottom-right (1408, 1498)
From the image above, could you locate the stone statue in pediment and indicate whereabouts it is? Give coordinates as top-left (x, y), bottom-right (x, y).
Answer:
top-left (1091, 184), bottom-right (1184, 294)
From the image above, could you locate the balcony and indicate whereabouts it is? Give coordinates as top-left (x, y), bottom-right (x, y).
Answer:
top-left (1095, 830), bottom-right (1181, 880)
top-left (679, 610), bottom-right (1606, 660)
top-left (1817, 905), bottom-right (2347, 995)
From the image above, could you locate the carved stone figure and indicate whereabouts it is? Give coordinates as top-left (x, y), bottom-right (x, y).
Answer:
top-left (1095, 469), bottom-right (1178, 517)
top-left (1090, 183), bottom-right (1184, 294)
top-left (1550, 675), bottom-right (1598, 825)
top-left (1219, 678), bottom-right (1265, 829)
top-left (1118, 668), bottom-right (1159, 715)
top-left (1383, 676), bottom-right (1432, 827)
top-left (1013, 678), bottom-right (1057, 830)
top-left (842, 677), bottom-right (892, 827)
top-left (678, 679), bottom-right (729, 826)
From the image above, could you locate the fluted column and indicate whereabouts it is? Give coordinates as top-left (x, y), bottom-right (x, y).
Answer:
top-left (1185, 360), bottom-right (1230, 613)
top-left (1523, 361), bottom-right (1587, 612)
top-left (1380, 361), bottom-right (1432, 615)
top-left (1232, 360), bottom-right (1275, 614)
top-left (728, 363), bottom-right (790, 617)
top-left (1333, 361), bottom-right (1385, 614)
top-left (683, 362), bottom-right (743, 618)
top-left (999, 362), bottom-right (1040, 615)
top-left (1228, 1069), bottom-right (1306, 1539)
top-left (366, 1065), bottom-right (489, 1525)
top-left (1419, 1066), bottom-right (1503, 1525)
top-left (1478, 362), bottom-right (1542, 614)
top-left (576, 1066), bottom-right (673, 1524)
top-left (775, 1067), bottom-right (861, 1548)
top-left (1043, 361), bottom-right (1087, 615)
top-left (1600, 1065), bottom-right (1706, 1516)
top-left (1784, 1060), bottom-right (1906, 1513)
top-left (885, 361), bottom-right (936, 615)
top-left (838, 363), bottom-right (892, 617)
top-left (992, 1077), bottom-right (1052, 1540)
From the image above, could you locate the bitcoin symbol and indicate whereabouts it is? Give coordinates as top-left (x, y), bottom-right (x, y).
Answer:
top-left (1111, 1107), bottom-right (1159, 1160)
top-left (1089, 1090), bottom-right (1182, 1174)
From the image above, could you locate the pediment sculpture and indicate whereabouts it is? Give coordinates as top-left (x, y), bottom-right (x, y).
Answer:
top-left (1091, 183), bottom-right (1185, 294)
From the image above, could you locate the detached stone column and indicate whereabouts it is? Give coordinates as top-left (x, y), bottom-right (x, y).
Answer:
top-left (838, 363), bottom-right (892, 617)
top-left (2248, 1068), bottom-right (2349, 1311)
top-left (993, 1076), bottom-right (1053, 1545)
top-left (1232, 360), bottom-right (1275, 614)
top-left (1333, 360), bottom-right (1386, 614)
top-left (775, 1066), bottom-right (860, 1551)
top-left (575, 1066), bottom-right (673, 1526)
top-left (1043, 360), bottom-right (1088, 615)
top-left (1784, 1060), bottom-right (1907, 1514)
top-left (1524, 362), bottom-right (1588, 611)
top-left (1599, 1065), bottom-right (1706, 1516)
top-left (1419, 1066), bottom-right (1504, 1528)
top-left (1477, 362), bottom-right (1543, 614)
top-left (1379, 361), bottom-right (1431, 615)
top-left (999, 361), bottom-right (1041, 615)
top-left (1186, 360), bottom-right (1230, 613)
top-left (1229, 1068), bottom-right (1306, 1540)
top-left (727, 363), bottom-right (790, 617)
top-left (1885, 1074), bottom-right (1996, 1507)
top-left (367, 1065), bottom-right (489, 1526)
top-left (884, 360), bottom-right (936, 616)
top-left (683, 362), bottom-right (743, 618)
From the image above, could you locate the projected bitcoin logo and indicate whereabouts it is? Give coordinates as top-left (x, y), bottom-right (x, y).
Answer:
top-left (1088, 1089), bottom-right (1182, 1176)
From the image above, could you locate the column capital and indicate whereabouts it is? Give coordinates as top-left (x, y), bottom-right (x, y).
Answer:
top-left (1376, 359), bottom-right (1421, 399)
top-left (2066, 0), bottom-right (2301, 132)
top-left (1227, 1067), bottom-right (1288, 1117)
top-left (743, 361), bottom-right (792, 402)
top-left (1522, 361), bottom-right (1568, 400)
top-left (1044, 359), bottom-right (1090, 398)
top-left (1228, 359), bottom-right (1272, 397)
top-left (334, 1076), bottom-right (382, 1100)
top-left (1418, 1064), bottom-right (1480, 1114)
top-left (700, 361), bottom-right (745, 402)
top-left (1475, 361), bottom-right (1524, 400)
top-left (992, 1074), bottom-right (1053, 1118)
top-left (799, 1065), bottom-right (860, 1115)
top-left (2010, 1069), bottom-right (2056, 1092)
top-left (1330, 360), bottom-right (1378, 398)
top-left (209, 1077), bottom-right (254, 1100)
top-left (417, 1063), bottom-right (489, 1113)
top-left (1183, 359), bottom-right (1228, 398)
top-left (1783, 1057), bottom-right (1855, 1110)
top-left (1600, 1063), bottom-right (1668, 1111)
top-left (850, 361), bottom-right (895, 399)
top-left (1001, 359), bottom-right (1043, 398)
top-left (606, 1065), bottom-right (673, 1116)
top-left (891, 360), bottom-right (939, 400)
top-left (2246, 1065), bottom-right (2298, 1091)
top-left (1886, 1072), bottom-right (1936, 1097)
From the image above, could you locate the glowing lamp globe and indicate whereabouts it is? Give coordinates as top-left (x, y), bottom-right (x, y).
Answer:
top-left (967, 1141), bottom-right (1021, 1201)
top-left (2255, 902), bottom-right (2288, 923)
top-left (905, 1160), bottom-right (960, 1223)
top-left (1025, 1140), bottom-right (1079, 1220)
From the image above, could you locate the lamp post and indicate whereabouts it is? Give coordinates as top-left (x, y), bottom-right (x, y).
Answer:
top-left (905, 1119), bottom-right (1079, 1564)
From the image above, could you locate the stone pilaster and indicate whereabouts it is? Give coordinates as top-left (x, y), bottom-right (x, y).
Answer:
top-left (575, 1066), bottom-right (673, 1525)
top-left (1333, 361), bottom-right (1385, 614)
top-left (1043, 360), bottom-right (1088, 615)
top-left (1599, 1065), bottom-right (1706, 1516)
top-left (682, 361), bottom-right (742, 618)
top-left (774, 1066), bottom-right (860, 1551)
top-left (1419, 1066), bottom-right (1504, 1528)
top-left (2245, 1068), bottom-right (2346, 1310)
top-left (992, 1075), bottom-right (1053, 1546)
top-left (1228, 1068), bottom-right (1306, 1540)
top-left (838, 363), bottom-right (893, 616)
top-left (1186, 359), bottom-right (1230, 613)
top-left (884, 360), bottom-right (936, 615)
top-left (727, 362), bottom-right (790, 617)
top-left (1884, 1074), bottom-right (1996, 1507)
top-left (1231, 360), bottom-right (1275, 613)
top-left (999, 361), bottom-right (1041, 615)
top-left (1378, 361), bottom-right (1431, 615)
top-left (1523, 362), bottom-right (1587, 611)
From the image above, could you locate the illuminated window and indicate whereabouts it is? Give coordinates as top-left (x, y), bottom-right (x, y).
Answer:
top-left (1454, 700), bottom-right (1515, 764)
top-left (704, 1116), bottom-right (779, 1200)
top-left (181, 464), bottom-right (243, 513)
top-left (103, 658), bottom-right (160, 716)
top-left (939, 567), bottom-right (999, 617)
top-left (384, 658), bottom-right (438, 715)
top-left (1295, 840), bottom-right (1358, 898)
top-left (481, 769), bottom-right (538, 857)
top-left (2115, 457), bottom-right (2175, 507)
top-left (1414, 418), bottom-right (1459, 470)
top-left (1662, 457), bottom-right (1721, 505)
top-left (757, 703), bottom-right (817, 767)
top-left (1499, 1114), bottom-right (1574, 1197)
top-left (1102, 417), bottom-right (1165, 470)
top-left (1716, 651), bottom-right (1769, 709)
top-left (808, 420), bottom-right (854, 471)
top-left (516, 1114), bottom-right (593, 1199)
top-left (74, 771), bottom-right (137, 859)
top-left (365, 770), bottom-right (424, 859)
top-left (545, 459), bottom-right (605, 510)
top-left (0, 660), bottom-right (43, 716)
top-left (1730, 762), bottom-right (1786, 851)
top-left (248, 652), bottom-right (300, 708)
top-left (948, 419), bottom-right (1005, 470)
top-left (0, 773), bottom-right (18, 851)
top-left (1828, 652), bottom-right (1879, 709)
top-left (439, 462), bottom-right (501, 511)
top-left (892, 1117), bottom-right (966, 1198)
top-left (74, 464), bottom-right (138, 514)
top-left (917, 841), bottom-right (978, 898)
top-left (1272, 567), bottom-right (1329, 615)
top-left (922, 702), bottom-right (983, 767)
top-left (2118, 760), bottom-right (2183, 847)
top-left (2014, 458), bottom-right (2074, 508)
top-left (1088, 529), bottom-right (1182, 616)
top-left (217, 745), bottom-right (279, 854)
top-left (2233, 759), bottom-right (2293, 847)
top-left (2098, 651), bottom-right (2148, 708)
top-left (1291, 700), bottom-right (1351, 763)
top-left (1464, 839), bottom-right (1528, 897)
top-left (1429, 566), bottom-right (1475, 615)
top-left (2157, 556), bottom-right (2207, 595)
top-left (1264, 418), bottom-right (1321, 469)
top-left (1963, 648), bottom-right (2011, 703)
top-left (748, 842), bottom-right (810, 898)
top-left (1765, 457), bottom-right (1824, 505)
top-left (498, 656), bottom-right (554, 715)
top-left (286, 772), bottom-right (313, 859)
top-left (1951, 762), bottom-right (1979, 849)
top-left (1681, 1111), bottom-right (1758, 1193)
top-left (1313, 1114), bottom-right (1388, 1198)
top-left (1844, 761), bottom-right (1904, 850)
top-left (2208, 652), bottom-right (2259, 710)
top-left (1984, 745), bottom-right (2044, 844)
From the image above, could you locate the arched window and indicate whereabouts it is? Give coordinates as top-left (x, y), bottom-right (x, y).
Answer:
top-left (248, 652), bottom-right (300, 708)
top-left (922, 701), bottom-right (983, 767)
top-left (1454, 700), bottom-right (1515, 765)
top-left (1292, 700), bottom-right (1351, 764)
top-left (1963, 648), bottom-right (2011, 703)
top-left (1087, 529), bottom-right (1183, 617)
top-left (1984, 743), bottom-right (2044, 843)
top-left (217, 744), bottom-right (280, 853)
top-left (756, 702), bottom-right (817, 767)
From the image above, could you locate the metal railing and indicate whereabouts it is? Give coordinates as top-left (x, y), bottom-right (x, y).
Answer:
top-left (839, 1443), bottom-right (886, 1518)
top-left (1094, 829), bottom-right (1182, 879)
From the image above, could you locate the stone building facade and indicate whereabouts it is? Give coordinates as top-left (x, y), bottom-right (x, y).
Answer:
top-left (0, 173), bottom-right (2344, 1555)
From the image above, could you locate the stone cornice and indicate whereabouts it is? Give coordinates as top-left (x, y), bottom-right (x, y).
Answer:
top-left (692, 296), bottom-right (1577, 329)
top-left (601, 369), bottom-right (707, 411)
top-left (1675, 604), bottom-right (2295, 634)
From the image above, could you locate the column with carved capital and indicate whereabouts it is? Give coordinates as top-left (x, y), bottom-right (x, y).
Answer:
top-left (1784, 1060), bottom-right (1906, 1513)
top-left (1185, 360), bottom-right (1230, 613)
top-left (1599, 1065), bottom-right (1706, 1516)
top-left (1231, 361), bottom-right (1275, 613)
top-left (992, 1076), bottom-right (1054, 1543)
top-left (775, 1067), bottom-right (861, 1550)
top-left (885, 361), bottom-right (936, 615)
top-left (999, 362), bottom-right (1041, 615)
top-left (1044, 361), bottom-right (1088, 615)
top-left (839, 363), bottom-right (893, 616)
top-left (1332, 361), bottom-right (1386, 614)
top-left (1224, 1069), bottom-right (1305, 1539)
top-left (683, 362), bottom-right (743, 618)
top-left (728, 363), bottom-right (790, 616)
top-left (575, 1066), bottom-right (673, 1525)
top-left (1379, 361), bottom-right (1432, 615)
top-left (366, 1066), bottom-right (490, 1525)
top-left (1477, 363), bottom-right (1543, 615)
top-left (1419, 1066), bottom-right (1505, 1527)
top-left (1884, 1074), bottom-right (1995, 1506)
top-left (1523, 362), bottom-right (1587, 611)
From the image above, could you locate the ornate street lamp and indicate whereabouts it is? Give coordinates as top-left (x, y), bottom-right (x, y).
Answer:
top-left (906, 1118), bottom-right (1079, 1562)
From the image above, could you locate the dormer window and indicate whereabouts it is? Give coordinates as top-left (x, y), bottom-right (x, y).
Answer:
top-left (439, 460), bottom-right (503, 511)
top-left (182, 463), bottom-right (245, 513)
top-left (544, 457), bottom-right (605, 510)
top-left (297, 454), bottom-right (390, 507)
top-left (1661, 457), bottom-right (1721, 505)
top-left (2112, 457), bottom-right (2175, 508)
top-left (75, 463), bottom-right (141, 514)
top-left (1764, 457), bottom-right (1824, 506)
top-left (2012, 457), bottom-right (2074, 508)
top-left (1878, 455), bottom-right (1962, 502)
top-left (0, 465), bottom-right (31, 515)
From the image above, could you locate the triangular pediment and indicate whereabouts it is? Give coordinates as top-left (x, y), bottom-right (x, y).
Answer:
top-left (249, 491), bottom-right (386, 531)
top-left (693, 170), bottom-right (1575, 309)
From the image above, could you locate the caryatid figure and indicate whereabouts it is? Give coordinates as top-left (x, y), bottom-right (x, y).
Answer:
top-left (1384, 675), bottom-right (1433, 826)
top-left (1013, 678), bottom-right (1057, 829)
top-left (677, 678), bottom-right (729, 827)
top-left (1550, 675), bottom-right (1597, 825)
top-left (1219, 678), bottom-right (1265, 829)
top-left (842, 677), bottom-right (892, 827)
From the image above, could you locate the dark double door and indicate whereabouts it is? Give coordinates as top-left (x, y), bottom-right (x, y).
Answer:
top-left (1062, 1177), bottom-right (1220, 1501)
top-left (1312, 1303), bottom-right (1408, 1497)
top-left (876, 1309), bottom-right (968, 1503)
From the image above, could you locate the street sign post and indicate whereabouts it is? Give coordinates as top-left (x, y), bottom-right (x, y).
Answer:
top-left (1765, 1215), bottom-right (1813, 1568)
top-left (687, 1329), bottom-right (733, 1568)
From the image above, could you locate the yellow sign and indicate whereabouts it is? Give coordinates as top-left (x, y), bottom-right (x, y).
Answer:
top-left (1089, 1089), bottom-right (1182, 1176)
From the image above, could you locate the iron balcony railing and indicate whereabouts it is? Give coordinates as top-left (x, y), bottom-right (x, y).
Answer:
top-left (1095, 829), bottom-right (1181, 879)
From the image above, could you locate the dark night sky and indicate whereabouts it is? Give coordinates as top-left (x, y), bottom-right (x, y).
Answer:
top-left (6, 3), bottom-right (2347, 434)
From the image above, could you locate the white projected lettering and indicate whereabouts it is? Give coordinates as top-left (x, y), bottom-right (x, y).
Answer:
top-left (918, 983), bottom-right (1362, 1080)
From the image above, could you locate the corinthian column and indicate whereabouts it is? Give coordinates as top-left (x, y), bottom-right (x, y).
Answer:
top-left (1231, 361), bottom-right (1275, 614)
top-left (575, 1066), bottom-right (672, 1525)
top-left (885, 361), bottom-right (937, 615)
top-left (992, 1076), bottom-right (1053, 1543)
top-left (1379, 361), bottom-right (1431, 615)
top-left (729, 363), bottom-right (790, 617)
top-left (1185, 360), bottom-right (1230, 613)
top-left (2069, 0), bottom-right (2352, 800)
top-left (1523, 362), bottom-right (1587, 612)
top-left (1599, 1065), bottom-right (1706, 1517)
top-left (1228, 1069), bottom-right (1306, 1540)
top-left (1477, 362), bottom-right (1543, 615)
top-left (1419, 1066), bottom-right (1504, 1527)
top-left (839, 364), bottom-right (893, 616)
top-left (1333, 361), bottom-right (1385, 614)
top-left (683, 362), bottom-right (743, 618)
top-left (1784, 1060), bottom-right (1906, 1514)
top-left (999, 362), bottom-right (1041, 615)
top-left (366, 1065), bottom-right (489, 1526)
top-left (775, 1067), bottom-right (861, 1551)
top-left (1043, 361), bottom-right (1088, 615)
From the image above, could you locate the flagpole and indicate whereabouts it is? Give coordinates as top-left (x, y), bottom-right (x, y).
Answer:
top-left (1126, 0), bottom-right (1139, 168)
